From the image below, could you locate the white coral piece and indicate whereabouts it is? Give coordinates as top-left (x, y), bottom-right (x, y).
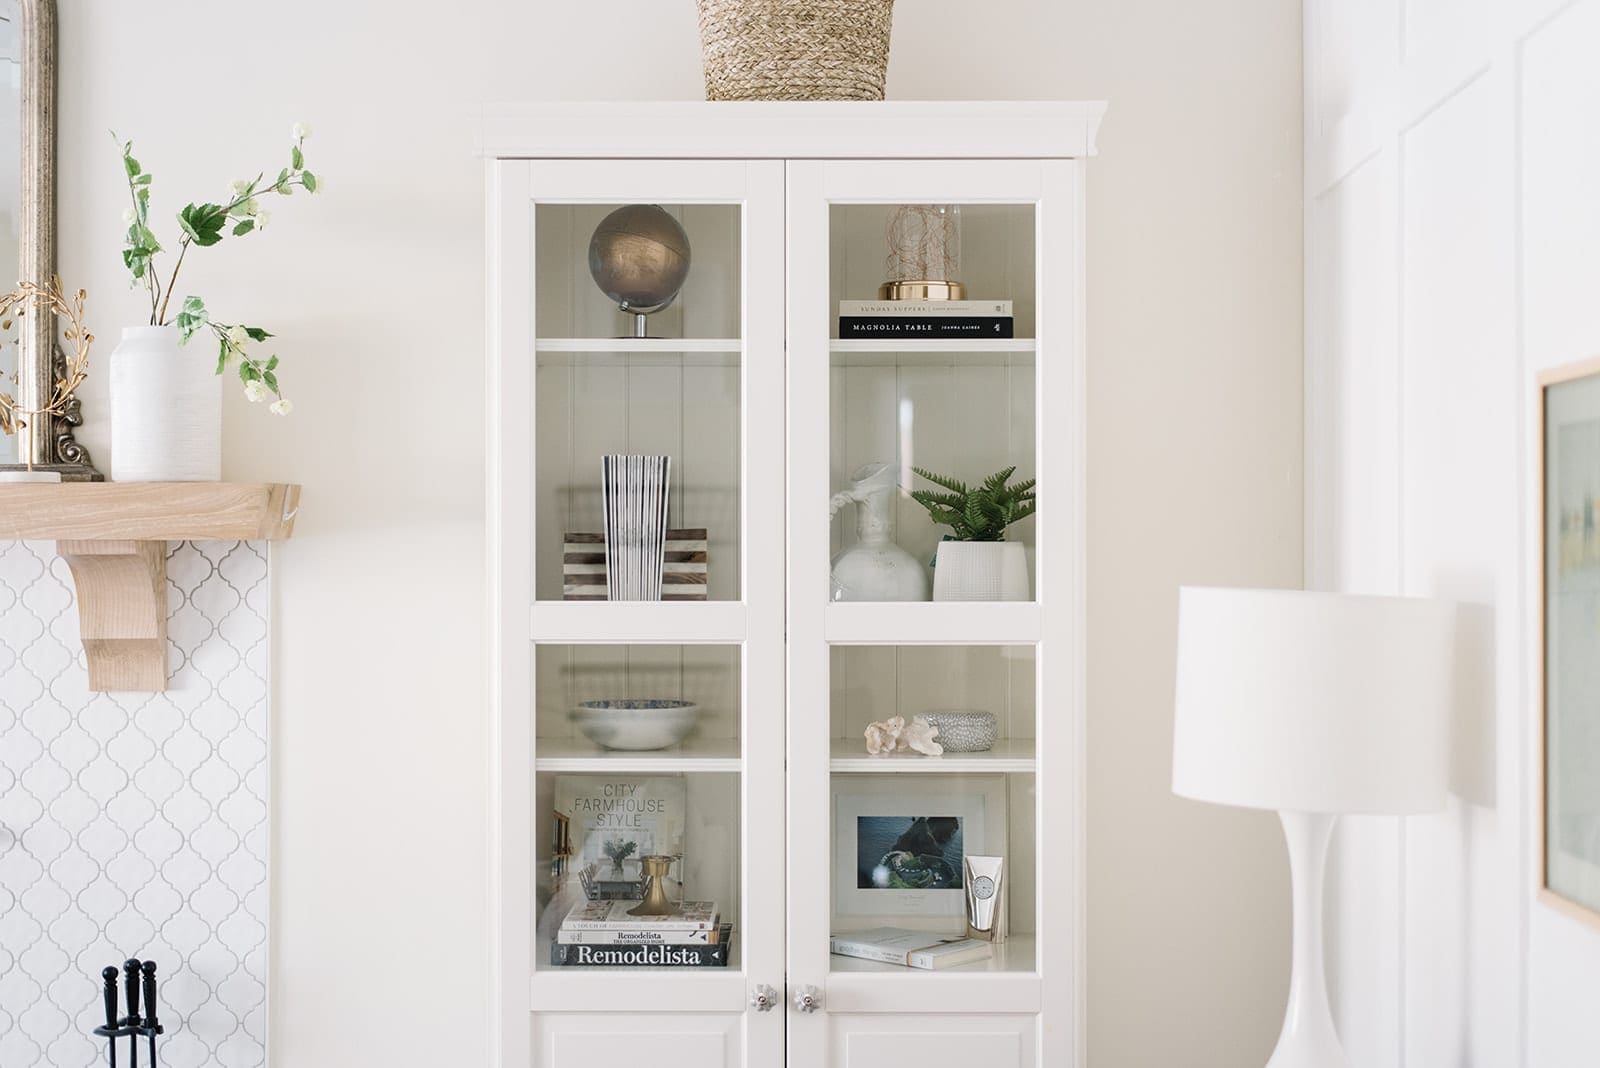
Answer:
top-left (903, 716), bottom-right (944, 756)
top-left (864, 715), bottom-right (909, 755)
top-left (864, 714), bottom-right (942, 756)
top-left (864, 721), bottom-right (895, 755)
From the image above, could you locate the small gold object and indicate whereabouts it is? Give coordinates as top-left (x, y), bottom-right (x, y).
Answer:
top-left (876, 280), bottom-right (967, 302)
top-left (627, 855), bottom-right (680, 916)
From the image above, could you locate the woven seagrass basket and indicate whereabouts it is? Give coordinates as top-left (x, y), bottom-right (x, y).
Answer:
top-left (695, 0), bottom-right (895, 101)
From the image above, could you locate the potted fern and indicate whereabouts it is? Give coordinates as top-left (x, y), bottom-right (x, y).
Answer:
top-left (910, 465), bottom-right (1036, 601)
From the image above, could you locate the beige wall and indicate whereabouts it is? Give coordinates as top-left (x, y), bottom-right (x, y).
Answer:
top-left (54, 2), bottom-right (1302, 1063)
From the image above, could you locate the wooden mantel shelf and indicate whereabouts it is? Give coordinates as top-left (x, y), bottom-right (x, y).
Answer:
top-left (0, 482), bottom-right (300, 692)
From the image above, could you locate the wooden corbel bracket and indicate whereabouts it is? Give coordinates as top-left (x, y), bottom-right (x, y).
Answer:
top-left (1, 482), bottom-right (300, 691)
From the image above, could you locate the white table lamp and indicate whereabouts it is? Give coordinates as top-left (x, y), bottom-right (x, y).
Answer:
top-left (1172, 587), bottom-right (1457, 1068)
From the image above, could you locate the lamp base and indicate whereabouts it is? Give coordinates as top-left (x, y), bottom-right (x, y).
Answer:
top-left (1267, 810), bottom-right (1351, 1068)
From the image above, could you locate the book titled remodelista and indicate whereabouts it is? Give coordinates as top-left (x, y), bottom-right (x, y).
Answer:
top-left (829, 927), bottom-right (995, 970)
top-left (548, 923), bottom-right (734, 967)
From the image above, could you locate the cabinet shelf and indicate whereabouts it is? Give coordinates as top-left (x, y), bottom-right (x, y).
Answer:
top-left (828, 933), bottom-right (1036, 976)
top-left (829, 737), bottom-right (1035, 773)
top-left (0, 481), bottom-right (299, 691)
top-left (536, 337), bottom-right (741, 354)
top-left (535, 736), bottom-right (741, 773)
top-left (825, 337), bottom-right (1036, 362)
top-left (824, 602), bottom-right (1040, 645)
top-left (531, 601), bottom-right (747, 644)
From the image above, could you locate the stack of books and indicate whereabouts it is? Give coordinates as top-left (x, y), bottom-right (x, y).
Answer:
top-left (829, 926), bottom-right (995, 970)
top-left (838, 299), bottom-right (1014, 339)
top-left (550, 899), bottom-right (733, 968)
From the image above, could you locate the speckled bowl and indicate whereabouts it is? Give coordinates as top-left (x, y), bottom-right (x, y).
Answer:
top-left (919, 710), bottom-right (997, 753)
top-left (572, 699), bottom-right (699, 751)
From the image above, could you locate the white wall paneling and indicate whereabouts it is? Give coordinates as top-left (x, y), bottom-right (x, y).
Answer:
top-left (1305, 0), bottom-right (1600, 1063)
top-left (0, 540), bottom-right (271, 1068)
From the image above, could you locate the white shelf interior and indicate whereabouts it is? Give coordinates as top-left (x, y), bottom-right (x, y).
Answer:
top-left (828, 644), bottom-right (1038, 944)
top-left (531, 600), bottom-right (748, 644)
top-left (829, 203), bottom-right (1038, 338)
top-left (533, 202), bottom-right (744, 603)
top-left (827, 203), bottom-right (1039, 604)
top-left (535, 643), bottom-right (742, 748)
top-left (823, 601), bottom-right (1040, 644)
top-left (535, 769), bottom-right (742, 974)
top-left (828, 771), bottom-right (1037, 950)
top-left (536, 203), bottom-right (741, 340)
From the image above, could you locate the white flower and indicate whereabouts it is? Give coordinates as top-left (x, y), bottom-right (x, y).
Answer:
top-left (226, 324), bottom-right (249, 347)
top-left (269, 398), bottom-right (292, 416)
top-left (243, 198), bottom-right (260, 217)
top-left (228, 179), bottom-right (251, 199)
top-left (121, 207), bottom-right (136, 225)
top-left (253, 208), bottom-right (270, 230)
top-left (243, 380), bottom-right (268, 403)
top-left (292, 122), bottom-right (310, 141)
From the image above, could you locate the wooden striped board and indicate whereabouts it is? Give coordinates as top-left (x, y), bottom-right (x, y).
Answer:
top-left (563, 529), bottom-right (708, 601)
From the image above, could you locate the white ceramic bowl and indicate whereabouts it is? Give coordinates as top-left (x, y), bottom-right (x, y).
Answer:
top-left (572, 699), bottom-right (700, 751)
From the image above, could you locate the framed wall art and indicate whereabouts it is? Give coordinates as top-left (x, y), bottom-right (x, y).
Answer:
top-left (831, 774), bottom-right (1007, 929)
top-left (1541, 357), bottom-right (1600, 926)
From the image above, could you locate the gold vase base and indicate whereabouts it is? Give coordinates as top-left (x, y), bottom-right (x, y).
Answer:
top-left (877, 279), bottom-right (967, 301)
top-left (628, 855), bottom-right (681, 916)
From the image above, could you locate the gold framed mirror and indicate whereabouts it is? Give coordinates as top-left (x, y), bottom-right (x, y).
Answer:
top-left (2, 0), bottom-right (98, 478)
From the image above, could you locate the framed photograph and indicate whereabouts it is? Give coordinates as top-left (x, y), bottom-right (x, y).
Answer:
top-left (832, 774), bottom-right (1007, 927)
top-left (1541, 358), bottom-right (1600, 926)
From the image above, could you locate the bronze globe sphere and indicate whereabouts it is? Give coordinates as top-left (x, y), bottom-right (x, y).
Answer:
top-left (587, 205), bottom-right (693, 316)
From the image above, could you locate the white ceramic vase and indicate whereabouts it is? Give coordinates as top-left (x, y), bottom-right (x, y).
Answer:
top-left (829, 462), bottom-right (930, 601)
top-left (932, 541), bottom-right (1030, 601)
top-left (110, 325), bottom-right (221, 482)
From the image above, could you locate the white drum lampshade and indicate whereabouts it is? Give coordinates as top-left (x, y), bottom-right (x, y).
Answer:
top-left (1171, 586), bottom-right (1458, 1068)
top-left (1173, 586), bottom-right (1457, 815)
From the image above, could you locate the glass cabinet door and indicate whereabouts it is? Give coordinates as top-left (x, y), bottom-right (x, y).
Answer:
top-left (785, 159), bottom-right (1085, 1068)
top-left (492, 159), bottom-right (787, 1067)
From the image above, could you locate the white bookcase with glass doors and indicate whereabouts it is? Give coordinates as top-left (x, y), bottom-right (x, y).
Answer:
top-left (487, 101), bottom-right (1101, 1068)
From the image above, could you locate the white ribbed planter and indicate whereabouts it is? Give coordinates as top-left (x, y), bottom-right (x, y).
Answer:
top-left (110, 325), bottom-right (221, 482)
top-left (931, 540), bottom-right (1030, 601)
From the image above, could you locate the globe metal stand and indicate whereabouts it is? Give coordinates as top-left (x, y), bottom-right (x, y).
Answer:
top-left (587, 204), bottom-right (692, 341)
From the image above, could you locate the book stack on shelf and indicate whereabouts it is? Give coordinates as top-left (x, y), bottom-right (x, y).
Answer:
top-left (551, 899), bottom-right (734, 968)
top-left (838, 299), bottom-right (1014, 339)
top-left (830, 927), bottom-right (994, 970)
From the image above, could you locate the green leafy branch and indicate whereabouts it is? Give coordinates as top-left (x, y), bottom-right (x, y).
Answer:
top-left (910, 465), bottom-right (1037, 542)
top-left (175, 296), bottom-right (288, 413)
top-left (115, 123), bottom-right (318, 414)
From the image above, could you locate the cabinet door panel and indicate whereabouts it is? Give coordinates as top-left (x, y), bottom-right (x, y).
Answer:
top-left (834, 1015), bottom-right (1035, 1068)
top-left (540, 1013), bottom-right (743, 1068)
top-left (494, 156), bottom-right (789, 1068)
top-left (787, 158), bottom-right (1084, 1068)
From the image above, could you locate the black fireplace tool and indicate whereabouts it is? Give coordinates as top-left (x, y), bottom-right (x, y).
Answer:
top-left (92, 959), bottom-right (164, 1068)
